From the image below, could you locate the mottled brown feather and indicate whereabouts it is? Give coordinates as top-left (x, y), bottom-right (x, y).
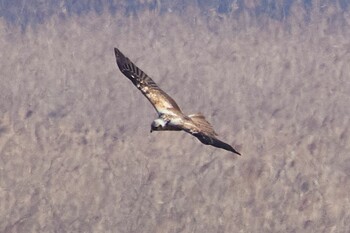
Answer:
top-left (114, 48), bottom-right (181, 114)
top-left (114, 48), bottom-right (241, 155)
top-left (188, 113), bottom-right (218, 137)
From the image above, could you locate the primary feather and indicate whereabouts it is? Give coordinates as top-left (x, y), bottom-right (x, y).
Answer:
top-left (114, 48), bottom-right (181, 114)
top-left (114, 47), bottom-right (241, 155)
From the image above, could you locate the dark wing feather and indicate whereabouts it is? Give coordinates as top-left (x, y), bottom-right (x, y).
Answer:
top-left (114, 48), bottom-right (181, 114)
top-left (192, 132), bottom-right (241, 155)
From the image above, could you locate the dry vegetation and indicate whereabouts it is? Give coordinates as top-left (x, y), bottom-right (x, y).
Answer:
top-left (0, 5), bottom-right (350, 233)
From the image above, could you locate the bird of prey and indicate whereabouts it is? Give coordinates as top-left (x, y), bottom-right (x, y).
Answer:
top-left (114, 48), bottom-right (241, 155)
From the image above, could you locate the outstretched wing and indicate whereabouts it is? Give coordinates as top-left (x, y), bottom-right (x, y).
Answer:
top-left (180, 114), bottom-right (241, 155)
top-left (188, 113), bottom-right (218, 136)
top-left (192, 132), bottom-right (241, 155)
top-left (114, 48), bottom-right (181, 114)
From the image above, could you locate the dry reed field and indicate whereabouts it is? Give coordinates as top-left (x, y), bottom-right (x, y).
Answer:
top-left (0, 2), bottom-right (350, 232)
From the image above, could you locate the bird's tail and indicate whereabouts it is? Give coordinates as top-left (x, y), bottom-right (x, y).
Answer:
top-left (188, 113), bottom-right (218, 136)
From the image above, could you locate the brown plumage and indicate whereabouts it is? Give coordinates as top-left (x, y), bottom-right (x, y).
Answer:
top-left (114, 47), bottom-right (241, 155)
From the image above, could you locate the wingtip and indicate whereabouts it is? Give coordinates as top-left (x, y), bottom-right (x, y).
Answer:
top-left (230, 148), bottom-right (241, 156)
top-left (114, 47), bottom-right (128, 64)
top-left (114, 47), bottom-right (120, 57)
top-left (225, 142), bottom-right (241, 155)
top-left (229, 143), bottom-right (241, 155)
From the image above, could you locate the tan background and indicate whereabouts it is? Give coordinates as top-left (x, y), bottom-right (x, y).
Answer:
top-left (0, 5), bottom-right (350, 233)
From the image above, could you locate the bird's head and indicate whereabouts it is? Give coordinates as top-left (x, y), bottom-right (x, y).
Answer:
top-left (150, 118), bottom-right (167, 133)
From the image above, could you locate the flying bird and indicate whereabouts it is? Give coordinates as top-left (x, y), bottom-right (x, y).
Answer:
top-left (114, 48), bottom-right (241, 155)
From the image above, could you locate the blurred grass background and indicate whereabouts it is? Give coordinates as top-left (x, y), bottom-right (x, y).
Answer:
top-left (0, 0), bottom-right (350, 232)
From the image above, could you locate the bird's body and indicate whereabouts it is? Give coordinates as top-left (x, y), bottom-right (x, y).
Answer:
top-left (114, 48), bottom-right (241, 155)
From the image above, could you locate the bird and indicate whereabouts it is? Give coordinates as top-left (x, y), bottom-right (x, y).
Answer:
top-left (114, 47), bottom-right (241, 155)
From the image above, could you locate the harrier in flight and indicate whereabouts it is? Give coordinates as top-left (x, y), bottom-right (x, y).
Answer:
top-left (114, 48), bottom-right (240, 155)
